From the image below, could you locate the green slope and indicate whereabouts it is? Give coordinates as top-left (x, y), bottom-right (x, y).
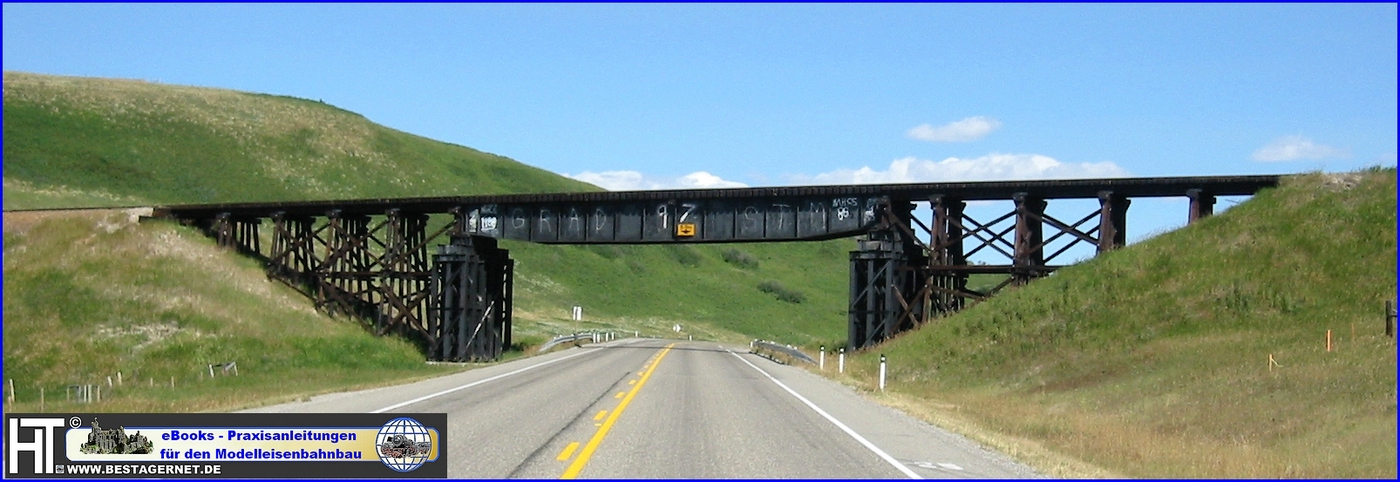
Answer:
top-left (2, 71), bottom-right (595, 208)
top-left (2, 209), bottom-right (468, 412)
top-left (829, 169), bottom-right (1397, 478)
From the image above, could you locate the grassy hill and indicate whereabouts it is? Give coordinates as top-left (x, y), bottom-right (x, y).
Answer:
top-left (2, 72), bottom-right (595, 208)
top-left (827, 169), bottom-right (1397, 478)
top-left (3, 209), bottom-right (467, 411)
top-left (2, 72), bottom-right (853, 413)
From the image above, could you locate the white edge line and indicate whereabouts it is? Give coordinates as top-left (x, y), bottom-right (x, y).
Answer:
top-left (726, 348), bottom-right (922, 479)
top-left (371, 348), bottom-right (596, 413)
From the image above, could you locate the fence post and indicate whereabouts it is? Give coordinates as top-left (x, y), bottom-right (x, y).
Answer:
top-left (838, 348), bottom-right (845, 374)
top-left (819, 346), bottom-right (826, 370)
top-left (879, 354), bottom-right (887, 391)
top-left (1387, 300), bottom-right (1395, 338)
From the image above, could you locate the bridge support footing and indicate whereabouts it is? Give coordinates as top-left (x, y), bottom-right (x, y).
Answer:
top-left (848, 221), bottom-right (925, 351)
top-left (429, 234), bottom-right (513, 362)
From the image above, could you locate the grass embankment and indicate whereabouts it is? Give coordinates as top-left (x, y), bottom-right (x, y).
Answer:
top-left (825, 170), bottom-right (1397, 478)
top-left (2, 210), bottom-right (469, 412)
top-left (2, 71), bottom-right (593, 209)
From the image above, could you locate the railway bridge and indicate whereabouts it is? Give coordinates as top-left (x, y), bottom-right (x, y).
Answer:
top-left (156, 175), bottom-right (1280, 361)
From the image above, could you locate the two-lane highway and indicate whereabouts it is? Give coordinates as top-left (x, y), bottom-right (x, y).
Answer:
top-left (245, 339), bottom-right (1041, 479)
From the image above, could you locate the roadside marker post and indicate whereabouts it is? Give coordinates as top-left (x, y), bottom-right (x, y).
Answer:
top-left (819, 346), bottom-right (826, 370)
top-left (878, 354), bottom-right (887, 391)
top-left (838, 348), bottom-right (845, 374)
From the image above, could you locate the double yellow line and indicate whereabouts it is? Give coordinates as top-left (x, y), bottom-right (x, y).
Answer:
top-left (559, 343), bottom-right (675, 479)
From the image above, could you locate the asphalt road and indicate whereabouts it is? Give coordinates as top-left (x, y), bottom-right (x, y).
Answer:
top-left (245, 338), bottom-right (1041, 479)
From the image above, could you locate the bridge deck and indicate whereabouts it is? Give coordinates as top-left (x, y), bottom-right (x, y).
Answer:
top-left (155, 175), bottom-right (1281, 245)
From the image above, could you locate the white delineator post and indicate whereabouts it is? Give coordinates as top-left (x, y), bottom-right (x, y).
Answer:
top-left (819, 345), bottom-right (826, 370)
top-left (838, 348), bottom-right (845, 374)
top-left (878, 354), bottom-right (887, 391)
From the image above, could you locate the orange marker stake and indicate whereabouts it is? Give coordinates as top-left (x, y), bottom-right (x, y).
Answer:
top-left (1326, 330), bottom-right (1332, 352)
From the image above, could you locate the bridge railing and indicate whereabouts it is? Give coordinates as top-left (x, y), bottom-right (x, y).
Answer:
top-left (750, 339), bottom-right (817, 365)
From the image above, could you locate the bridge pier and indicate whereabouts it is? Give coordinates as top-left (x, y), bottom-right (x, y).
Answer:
top-left (929, 195), bottom-right (968, 315)
top-left (1187, 188), bottom-right (1216, 224)
top-left (848, 236), bottom-right (903, 350)
top-left (209, 212), bottom-right (262, 255)
top-left (1097, 191), bottom-right (1130, 253)
top-left (429, 234), bottom-right (514, 362)
top-left (318, 211), bottom-right (378, 320)
top-left (375, 209), bottom-right (433, 337)
top-left (848, 201), bottom-right (927, 351)
top-left (1012, 193), bottom-right (1047, 286)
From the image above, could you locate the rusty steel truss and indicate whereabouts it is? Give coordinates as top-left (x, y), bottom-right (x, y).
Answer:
top-left (162, 175), bottom-right (1276, 359)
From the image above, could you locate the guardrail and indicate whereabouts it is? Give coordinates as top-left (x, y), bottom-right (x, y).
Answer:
top-left (538, 332), bottom-right (619, 353)
top-left (750, 339), bottom-right (817, 365)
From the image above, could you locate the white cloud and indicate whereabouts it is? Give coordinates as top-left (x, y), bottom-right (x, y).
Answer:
top-left (791, 154), bottom-right (1131, 185)
top-left (907, 116), bottom-right (1002, 142)
top-left (1251, 135), bottom-right (1351, 162)
top-left (567, 170), bottom-right (748, 191)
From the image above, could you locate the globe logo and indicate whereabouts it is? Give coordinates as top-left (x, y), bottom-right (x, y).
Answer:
top-left (375, 417), bottom-right (434, 473)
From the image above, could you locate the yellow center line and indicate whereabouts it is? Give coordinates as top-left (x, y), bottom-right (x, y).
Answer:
top-left (556, 442), bottom-right (581, 461)
top-left (560, 343), bottom-right (675, 479)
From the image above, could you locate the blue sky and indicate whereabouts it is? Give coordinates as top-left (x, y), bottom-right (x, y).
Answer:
top-left (4, 3), bottom-right (1396, 250)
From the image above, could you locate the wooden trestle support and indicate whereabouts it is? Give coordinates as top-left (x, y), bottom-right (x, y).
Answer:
top-left (202, 209), bottom-right (509, 361)
top-left (847, 190), bottom-right (1200, 351)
